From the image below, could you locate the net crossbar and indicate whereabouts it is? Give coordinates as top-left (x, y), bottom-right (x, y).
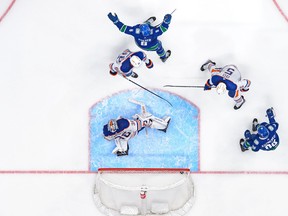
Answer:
top-left (94, 168), bottom-right (195, 216)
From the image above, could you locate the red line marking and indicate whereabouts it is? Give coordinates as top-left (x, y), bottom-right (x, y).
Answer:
top-left (192, 170), bottom-right (288, 175)
top-left (0, 0), bottom-right (16, 23)
top-left (0, 170), bottom-right (288, 175)
top-left (273, 0), bottom-right (288, 23)
top-left (0, 170), bottom-right (96, 174)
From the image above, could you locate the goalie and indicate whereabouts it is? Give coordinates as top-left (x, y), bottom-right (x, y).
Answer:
top-left (103, 101), bottom-right (171, 156)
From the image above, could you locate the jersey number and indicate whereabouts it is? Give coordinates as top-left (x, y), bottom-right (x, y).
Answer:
top-left (140, 41), bottom-right (148, 46)
top-left (223, 67), bottom-right (234, 79)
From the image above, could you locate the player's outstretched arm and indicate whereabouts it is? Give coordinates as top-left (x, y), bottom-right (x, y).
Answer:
top-left (107, 12), bottom-right (135, 35)
top-left (156, 14), bottom-right (172, 35)
top-left (266, 108), bottom-right (276, 123)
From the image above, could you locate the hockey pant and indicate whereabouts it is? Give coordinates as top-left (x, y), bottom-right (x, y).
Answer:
top-left (138, 41), bottom-right (166, 59)
top-left (109, 63), bottom-right (133, 77)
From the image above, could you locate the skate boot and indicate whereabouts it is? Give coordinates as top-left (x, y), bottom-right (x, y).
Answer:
top-left (252, 118), bottom-right (258, 132)
top-left (200, 60), bottom-right (216, 71)
top-left (131, 72), bottom-right (138, 78)
top-left (144, 16), bottom-right (156, 25)
top-left (239, 138), bottom-right (249, 152)
top-left (234, 96), bottom-right (246, 110)
top-left (116, 145), bottom-right (129, 156)
top-left (160, 50), bottom-right (171, 63)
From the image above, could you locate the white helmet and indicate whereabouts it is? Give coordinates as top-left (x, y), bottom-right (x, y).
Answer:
top-left (130, 55), bottom-right (142, 68)
top-left (216, 82), bottom-right (227, 95)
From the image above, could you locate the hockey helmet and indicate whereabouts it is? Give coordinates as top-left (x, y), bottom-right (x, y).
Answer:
top-left (108, 119), bottom-right (118, 132)
top-left (130, 55), bottom-right (142, 68)
top-left (139, 23), bottom-right (150, 37)
top-left (257, 125), bottom-right (269, 139)
top-left (216, 82), bottom-right (227, 95)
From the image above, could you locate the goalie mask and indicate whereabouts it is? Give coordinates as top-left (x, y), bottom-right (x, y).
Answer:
top-left (139, 24), bottom-right (150, 37)
top-left (108, 119), bottom-right (118, 132)
top-left (216, 82), bottom-right (227, 95)
top-left (257, 125), bottom-right (269, 140)
top-left (130, 55), bottom-right (142, 68)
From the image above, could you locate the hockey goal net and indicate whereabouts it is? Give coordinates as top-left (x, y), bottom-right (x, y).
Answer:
top-left (94, 168), bottom-right (195, 216)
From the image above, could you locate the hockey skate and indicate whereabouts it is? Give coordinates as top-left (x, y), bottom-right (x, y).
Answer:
top-left (130, 72), bottom-right (138, 78)
top-left (144, 16), bottom-right (156, 25)
top-left (160, 50), bottom-right (171, 63)
top-left (200, 60), bottom-right (216, 71)
top-left (239, 138), bottom-right (249, 152)
top-left (234, 96), bottom-right (246, 110)
top-left (252, 118), bottom-right (258, 132)
top-left (116, 145), bottom-right (129, 157)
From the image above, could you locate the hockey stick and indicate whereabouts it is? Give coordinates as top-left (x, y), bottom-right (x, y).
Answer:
top-left (155, 9), bottom-right (177, 28)
top-left (164, 85), bottom-right (205, 88)
top-left (123, 76), bottom-right (173, 107)
top-left (170, 9), bottom-right (177, 15)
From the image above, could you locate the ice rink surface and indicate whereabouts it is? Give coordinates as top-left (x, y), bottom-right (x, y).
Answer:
top-left (0, 0), bottom-right (288, 215)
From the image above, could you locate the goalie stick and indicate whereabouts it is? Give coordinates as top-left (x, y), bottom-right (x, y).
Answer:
top-left (128, 99), bottom-right (148, 136)
top-left (122, 76), bottom-right (173, 107)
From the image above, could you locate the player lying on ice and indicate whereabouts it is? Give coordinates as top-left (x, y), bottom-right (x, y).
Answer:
top-left (201, 60), bottom-right (251, 110)
top-left (240, 108), bottom-right (279, 152)
top-left (107, 13), bottom-right (172, 62)
top-left (103, 100), bottom-right (171, 156)
top-left (109, 49), bottom-right (153, 78)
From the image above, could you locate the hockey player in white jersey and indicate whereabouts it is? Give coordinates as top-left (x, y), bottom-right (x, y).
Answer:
top-left (109, 49), bottom-right (153, 78)
top-left (103, 100), bottom-right (171, 156)
top-left (201, 60), bottom-right (251, 110)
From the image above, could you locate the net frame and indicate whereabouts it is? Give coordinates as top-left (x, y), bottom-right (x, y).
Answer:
top-left (94, 168), bottom-right (195, 216)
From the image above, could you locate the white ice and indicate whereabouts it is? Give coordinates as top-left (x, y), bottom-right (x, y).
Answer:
top-left (0, 0), bottom-right (288, 215)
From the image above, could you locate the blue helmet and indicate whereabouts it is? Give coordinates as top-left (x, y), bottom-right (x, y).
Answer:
top-left (257, 125), bottom-right (269, 139)
top-left (139, 24), bottom-right (150, 37)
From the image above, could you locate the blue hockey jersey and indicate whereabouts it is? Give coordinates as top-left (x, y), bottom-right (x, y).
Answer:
top-left (113, 20), bottom-right (170, 50)
top-left (245, 121), bottom-right (279, 152)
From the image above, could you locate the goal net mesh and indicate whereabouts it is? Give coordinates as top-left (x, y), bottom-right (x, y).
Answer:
top-left (94, 168), bottom-right (195, 216)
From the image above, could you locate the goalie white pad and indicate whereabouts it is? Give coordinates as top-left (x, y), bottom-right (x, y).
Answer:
top-left (133, 113), bottom-right (170, 131)
top-left (112, 138), bottom-right (128, 154)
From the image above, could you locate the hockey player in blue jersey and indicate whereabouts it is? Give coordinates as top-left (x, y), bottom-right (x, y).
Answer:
top-left (240, 108), bottom-right (279, 152)
top-left (201, 60), bottom-right (251, 110)
top-left (109, 49), bottom-right (153, 78)
top-left (103, 100), bottom-right (171, 156)
top-left (107, 12), bottom-right (172, 62)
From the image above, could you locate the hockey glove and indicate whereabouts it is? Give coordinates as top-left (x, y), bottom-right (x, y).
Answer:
top-left (204, 83), bottom-right (211, 91)
top-left (266, 107), bottom-right (275, 118)
top-left (145, 59), bottom-right (154, 69)
top-left (110, 70), bottom-right (117, 76)
top-left (164, 14), bottom-right (172, 24)
top-left (108, 12), bottom-right (119, 23)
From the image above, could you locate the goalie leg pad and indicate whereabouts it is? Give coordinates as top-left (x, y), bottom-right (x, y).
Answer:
top-left (149, 116), bottom-right (171, 132)
top-left (112, 138), bottom-right (128, 154)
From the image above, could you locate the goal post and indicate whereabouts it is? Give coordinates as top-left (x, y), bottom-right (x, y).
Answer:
top-left (94, 168), bottom-right (195, 216)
